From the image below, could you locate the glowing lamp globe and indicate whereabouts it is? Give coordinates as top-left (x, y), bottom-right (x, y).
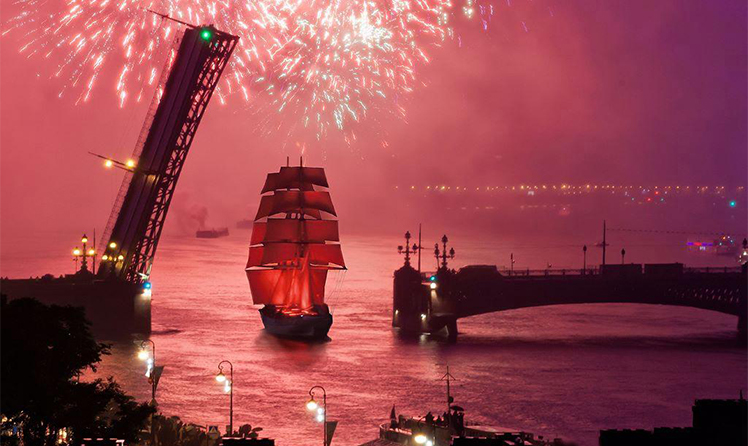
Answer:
top-left (306, 399), bottom-right (318, 411)
top-left (414, 434), bottom-right (428, 444)
top-left (137, 349), bottom-right (149, 361)
top-left (109, 242), bottom-right (117, 249)
top-left (200, 29), bottom-right (213, 41)
top-left (216, 372), bottom-right (226, 383)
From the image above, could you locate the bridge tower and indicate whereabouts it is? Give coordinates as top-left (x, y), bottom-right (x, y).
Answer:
top-left (97, 24), bottom-right (238, 284)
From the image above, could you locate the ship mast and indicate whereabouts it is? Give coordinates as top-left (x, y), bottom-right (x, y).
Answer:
top-left (440, 366), bottom-right (456, 416)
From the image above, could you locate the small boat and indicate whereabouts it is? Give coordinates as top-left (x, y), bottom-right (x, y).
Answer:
top-left (245, 159), bottom-right (346, 340)
top-left (196, 227), bottom-right (229, 238)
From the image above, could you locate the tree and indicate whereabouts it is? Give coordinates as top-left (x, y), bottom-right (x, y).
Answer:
top-left (1, 297), bottom-right (155, 446)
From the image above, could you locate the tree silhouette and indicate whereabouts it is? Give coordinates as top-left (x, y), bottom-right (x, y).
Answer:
top-left (1, 296), bottom-right (155, 445)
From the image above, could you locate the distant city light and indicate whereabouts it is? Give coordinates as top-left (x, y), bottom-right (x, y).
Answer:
top-left (729, 200), bottom-right (737, 207)
top-left (200, 28), bottom-right (213, 41)
top-left (104, 160), bottom-right (113, 168)
top-left (109, 242), bottom-right (117, 248)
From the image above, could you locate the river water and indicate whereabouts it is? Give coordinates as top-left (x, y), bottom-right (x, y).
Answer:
top-left (2, 229), bottom-right (745, 446)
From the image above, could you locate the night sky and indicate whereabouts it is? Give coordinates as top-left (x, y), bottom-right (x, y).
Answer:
top-left (1, 0), bottom-right (745, 242)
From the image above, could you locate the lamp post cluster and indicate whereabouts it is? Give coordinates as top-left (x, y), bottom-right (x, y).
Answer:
top-left (100, 241), bottom-right (125, 265)
top-left (434, 235), bottom-right (455, 270)
top-left (136, 348), bottom-right (240, 437)
top-left (72, 234), bottom-right (96, 274)
top-left (398, 231), bottom-right (420, 268)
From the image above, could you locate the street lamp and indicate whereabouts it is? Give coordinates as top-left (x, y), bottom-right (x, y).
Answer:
top-left (216, 361), bottom-right (234, 436)
top-left (621, 248), bottom-right (626, 264)
top-left (72, 234), bottom-right (97, 274)
top-left (138, 340), bottom-right (157, 401)
top-left (306, 386), bottom-right (327, 446)
top-left (582, 245), bottom-right (587, 275)
top-left (510, 253), bottom-right (515, 276)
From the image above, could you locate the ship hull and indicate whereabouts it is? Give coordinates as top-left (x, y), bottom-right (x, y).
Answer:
top-left (260, 306), bottom-right (332, 340)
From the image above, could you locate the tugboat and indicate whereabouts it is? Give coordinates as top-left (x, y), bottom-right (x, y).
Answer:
top-left (363, 368), bottom-right (571, 446)
top-left (245, 159), bottom-right (345, 340)
top-left (196, 227), bottom-right (229, 238)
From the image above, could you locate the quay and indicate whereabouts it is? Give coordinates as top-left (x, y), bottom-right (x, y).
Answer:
top-left (393, 233), bottom-right (748, 341)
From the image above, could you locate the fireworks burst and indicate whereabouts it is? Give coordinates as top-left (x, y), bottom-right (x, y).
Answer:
top-left (3, 0), bottom-right (459, 140)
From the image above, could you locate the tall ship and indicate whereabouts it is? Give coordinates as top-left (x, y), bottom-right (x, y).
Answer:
top-left (246, 160), bottom-right (346, 339)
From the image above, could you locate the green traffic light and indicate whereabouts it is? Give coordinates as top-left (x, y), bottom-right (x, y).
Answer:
top-left (200, 29), bottom-right (213, 41)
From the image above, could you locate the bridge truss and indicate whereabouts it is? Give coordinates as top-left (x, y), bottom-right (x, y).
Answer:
top-left (98, 25), bottom-right (238, 283)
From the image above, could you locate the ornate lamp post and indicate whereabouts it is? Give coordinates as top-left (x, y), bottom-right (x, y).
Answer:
top-left (137, 340), bottom-right (157, 401)
top-left (434, 235), bottom-right (455, 270)
top-left (510, 253), bottom-right (515, 276)
top-left (306, 386), bottom-right (327, 446)
top-left (582, 245), bottom-right (587, 275)
top-left (397, 231), bottom-right (420, 268)
top-left (621, 248), bottom-right (626, 264)
top-left (72, 234), bottom-right (97, 274)
top-left (215, 361), bottom-right (234, 436)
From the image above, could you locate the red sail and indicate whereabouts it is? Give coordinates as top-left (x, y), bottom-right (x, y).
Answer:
top-left (304, 220), bottom-right (340, 242)
top-left (247, 244), bottom-right (301, 267)
top-left (308, 244), bottom-right (345, 268)
top-left (251, 220), bottom-right (339, 245)
top-left (254, 191), bottom-right (336, 220)
top-left (250, 222), bottom-right (267, 245)
top-left (247, 258), bottom-right (328, 306)
top-left (246, 164), bottom-right (343, 310)
top-left (261, 167), bottom-right (329, 193)
top-left (248, 243), bottom-right (343, 268)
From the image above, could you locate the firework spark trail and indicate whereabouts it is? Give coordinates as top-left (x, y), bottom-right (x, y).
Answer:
top-left (4, 0), bottom-right (461, 140)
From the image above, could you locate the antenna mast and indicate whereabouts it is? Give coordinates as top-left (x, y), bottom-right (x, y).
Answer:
top-left (440, 366), bottom-right (456, 415)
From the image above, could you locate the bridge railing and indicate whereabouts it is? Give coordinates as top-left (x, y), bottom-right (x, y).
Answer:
top-left (683, 266), bottom-right (744, 274)
top-left (501, 268), bottom-right (599, 277)
top-left (430, 265), bottom-right (745, 279)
